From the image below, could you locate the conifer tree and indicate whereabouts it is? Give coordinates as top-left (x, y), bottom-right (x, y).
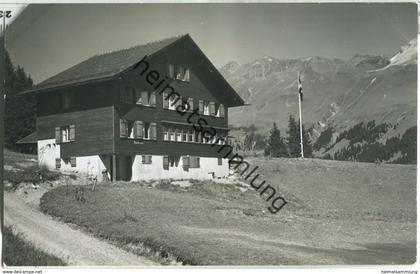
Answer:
top-left (301, 123), bottom-right (313, 157)
top-left (4, 51), bottom-right (36, 152)
top-left (264, 122), bottom-right (287, 157)
top-left (286, 115), bottom-right (300, 157)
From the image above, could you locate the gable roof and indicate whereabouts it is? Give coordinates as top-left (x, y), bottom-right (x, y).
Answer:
top-left (23, 35), bottom-right (184, 93)
top-left (20, 34), bottom-right (244, 107)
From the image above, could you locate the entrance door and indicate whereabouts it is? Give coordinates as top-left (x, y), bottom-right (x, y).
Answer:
top-left (117, 155), bottom-right (133, 181)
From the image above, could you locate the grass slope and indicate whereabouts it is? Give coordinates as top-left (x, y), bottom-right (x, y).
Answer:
top-left (2, 227), bottom-right (66, 266)
top-left (40, 158), bottom-right (416, 265)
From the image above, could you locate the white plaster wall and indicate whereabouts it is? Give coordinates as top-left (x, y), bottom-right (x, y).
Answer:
top-left (131, 155), bottom-right (229, 181)
top-left (37, 139), bottom-right (108, 181)
top-left (38, 139), bottom-right (60, 170)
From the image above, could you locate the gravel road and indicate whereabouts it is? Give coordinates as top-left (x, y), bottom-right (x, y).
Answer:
top-left (4, 191), bottom-right (159, 266)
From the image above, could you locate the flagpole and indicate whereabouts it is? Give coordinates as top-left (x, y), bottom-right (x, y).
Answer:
top-left (297, 72), bottom-right (304, 158)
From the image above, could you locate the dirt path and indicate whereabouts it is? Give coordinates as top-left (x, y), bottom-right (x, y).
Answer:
top-left (4, 192), bottom-right (159, 266)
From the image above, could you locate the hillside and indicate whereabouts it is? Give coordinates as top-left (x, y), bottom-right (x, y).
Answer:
top-left (222, 39), bottom-right (416, 136)
top-left (41, 157), bottom-right (416, 265)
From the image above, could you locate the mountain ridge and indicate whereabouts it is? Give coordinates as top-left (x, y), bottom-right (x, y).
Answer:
top-left (221, 38), bottom-right (417, 159)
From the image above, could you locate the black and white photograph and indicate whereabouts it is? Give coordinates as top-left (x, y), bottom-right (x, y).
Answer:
top-left (0, 2), bottom-right (417, 271)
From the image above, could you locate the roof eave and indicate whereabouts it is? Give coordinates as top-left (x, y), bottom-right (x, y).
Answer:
top-left (19, 74), bottom-right (119, 96)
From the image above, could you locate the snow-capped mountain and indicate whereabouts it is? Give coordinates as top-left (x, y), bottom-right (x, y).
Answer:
top-left (222, 38), bottom-right (417, 142)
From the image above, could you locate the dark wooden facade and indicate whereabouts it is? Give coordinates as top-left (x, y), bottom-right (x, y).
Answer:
top-left (35, 37), bottom-right (237, 160)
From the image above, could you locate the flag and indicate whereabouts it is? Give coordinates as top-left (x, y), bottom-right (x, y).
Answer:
top-left (298, 73), bottom-right (303, 101)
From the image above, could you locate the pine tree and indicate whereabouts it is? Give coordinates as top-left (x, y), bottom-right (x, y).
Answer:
top-left (4, 51), bottom-right (36, 153)
top-left (286, 115), bottom-right (300, 157)
top-left (264, 122), bottom-right (287, 157)
top-left (301, 123), bottom-right (313, 157)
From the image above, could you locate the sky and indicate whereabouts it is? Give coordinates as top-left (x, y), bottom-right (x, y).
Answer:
top-left (6, 3), bottom-right (418, 84)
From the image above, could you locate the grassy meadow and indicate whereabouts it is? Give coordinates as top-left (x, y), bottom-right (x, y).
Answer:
top-left (40, 157), bottom-right (416, 265)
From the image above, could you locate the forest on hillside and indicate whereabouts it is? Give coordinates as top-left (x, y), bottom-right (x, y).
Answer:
top-left (231, 120), bottom-right (416, 165)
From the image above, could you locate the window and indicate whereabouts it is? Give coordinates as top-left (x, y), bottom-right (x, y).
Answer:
top-left (142, 155), bottom-right (152, 164)
top-left (150, 122), bottom-right (157, 140)
top-left (167, 64), bottom-right (175, 79)
top-left (168, 94), bottom-right (178, 110)
top-left (163, 127), bottom-right (169, 141)
top-left (218, 135), bottom-right (226, 145)
top-left (198, 100), bottom-right (204, 114)
top-left (163, 155), bottom-right (169, 170)
top-left (209, 102), bottom-right (216, 116)
top-left (169, 130), bottom-right (175, 141)
top-left (179, 98), bottom-right (189, 112)
top-left (55, 158), bottom-right (61, 169)
top-left (149, 92), bottom-right (156, 106)
top-left (162, 92), bottom-right (170, 109)
top-left (190, 156), bottom-right (200, 168)
top-left (170, 155), bottom-right (180, 167)
top-left (55, 125), bottom-right (75, 143)
top-left (61, 127), bottom-right (69, 142)
top-left (142, 122), bottom-right (157, 140)
top-left (176, 129), bottom-right (182, 142)
top-left (218, 104), bottom-right (225, 118)
top-left (128, 120), bottom-right (135, 139)
top-left (195, 131), bottom-right (202, 143)
top-left (203, 101), bottom-right (210, 115)
top-left (174, 65), bottom-right (190, 82)
top-left (120, 119), bottom-right (128, 138)
top-left (121, 120), bottom-right (156, 140)
top-left (182, 129), bottom-right (188, 142)
top-left (143, 122), bottom-right (150, 139)
top-left (188, 131), bottom-right (194, 142)
top-left (135, 91), bottom-right (156, 107)
top-left (218, 158), bottom-right (223, 166)
top-left (134, 121), bottom-right (143, 139)
top-left (176, 66), bottom-right (185, 80)
top-left (70, 157), bottom-right (77, 167)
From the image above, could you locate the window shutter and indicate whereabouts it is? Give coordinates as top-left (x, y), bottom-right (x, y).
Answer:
top-left (167, 64), bottom-right (174, 78)
top-left (142, 155), bottom-right (146, 164)
top-left (55, 127), bottom-right (61, 143)
top-left (150, 123), bottom-right (157, 140)
top-left (199, 100), bottom-right (204, 114)
top-left (220, 104), bottom-right (225, 118)
top-left (163, 155), bottom-right (169, 170)
top-left (218, 158), bottom-right (223, 166)
top-left (209, 102), bottom-right (216, 116)
top-left (182, 156), bottom-right (189, 170)
top-left (177, 96), bottom-right (182, 109)
top-left (135, 89), bottom-right (142, 105)
top-left (148, 155), bottom-right (152, 164)
top-left (188, 98), bottom-right (193, 111)
top-left (163, 92), bottom-right (169, 109)
top-left (149, 92), bottom-right (156, 107)
top-left (135, 121), bottom-right (143, 139)
top-left (141, 91), bottom-right (148, 105)
top-left (69, 125), bottom-right (76, 141)
top-left (120, 119), bottom-right (128, 138)
top-left (71, 157), bottom-right (77, 167)
top-left (55, 158), bottom-right (61, 169)
top-left (184, 68), bottom-right (190, 82)
top-left (198, 131), bottom-right (202, 143)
